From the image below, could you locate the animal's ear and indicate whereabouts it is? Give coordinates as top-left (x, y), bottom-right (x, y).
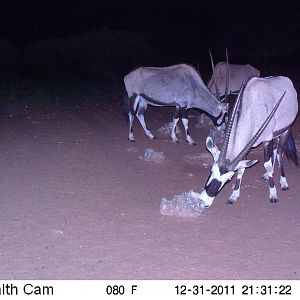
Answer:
top-left (206, 136), bottom-right (220, 162)
top-left (234, 159), bottom-right (258, 171)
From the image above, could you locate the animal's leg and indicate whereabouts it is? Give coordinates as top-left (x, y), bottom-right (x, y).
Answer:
top-left (261, 139), bottom-right (278, 180)
top-left (136, 97), bottom-right (156, 139)
top-left (128, 95), bottom-right (138, 142)
top-left (227, 168), bottom-right (245, 204)
top-left (277, 129), bottom-right (291, 190)
top-left (263, 140), bottom-right (278, 203)
top-left (180, 108), bottom-right (196, 145)
top-left (171, 106), bottom-right (180, 143)
top-left (128, 112), bottom-right (135, 142)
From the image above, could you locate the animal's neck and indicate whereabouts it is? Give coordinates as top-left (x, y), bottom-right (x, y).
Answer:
top-left (225, 111), bottom-right (251, 161)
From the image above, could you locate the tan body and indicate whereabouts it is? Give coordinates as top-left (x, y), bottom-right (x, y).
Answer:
top-left (201, 75), bottom-right (298, 207)
top-left (228, 76), bottom-right (298, 161)
top-left (208, 62), bottom-right (260, 96)
top-left (124, 64), bottom-right (226, 144)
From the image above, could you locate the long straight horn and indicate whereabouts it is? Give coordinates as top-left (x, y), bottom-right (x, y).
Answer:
top-left (209, 50), bottom-right (220, 100)
top-left (218, 78), bottom-right (247, 165)
top-left (223, 48), bottom-right (229, 103)
top-left (230, 91), bottom-right (286, 170)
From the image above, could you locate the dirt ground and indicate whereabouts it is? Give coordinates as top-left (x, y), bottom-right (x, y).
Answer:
top-left (0, 84), bottom-right (299, 280)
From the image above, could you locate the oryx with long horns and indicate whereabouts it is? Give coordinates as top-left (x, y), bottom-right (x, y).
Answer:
top-left (200, 76), bottom-right (298, 208)
top-left (124, 59), bottom-right (227, 145)
top-left (207, 61), bottom-right (260, 98)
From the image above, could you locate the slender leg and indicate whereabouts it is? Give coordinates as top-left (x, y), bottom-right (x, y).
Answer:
top-left (136, 98), bottom-right (155, 140)
top-left (263, 140), bottom-right (278, 203)
top-left (128, 112), bottom-right (135, 142)
top-left (272, 137), bottom-right (279, 167)
top-left (128, 95), bottom-right (138, 142)
top-left (171, 106), bottom-right (180, 143)
top-left (261, 138), bottom-right (278, 180)
top-left (278, 151), bottom-right (289, 190)
top-left (276, 129), bottom-right (291, 190)
top-left (227, 168), bottom-right (245, 204)
top-left (180, 107), bottom-right (196, 145)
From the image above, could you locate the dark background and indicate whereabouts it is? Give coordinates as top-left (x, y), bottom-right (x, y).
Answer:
top-left (0, 0), bottom-right (299, 99)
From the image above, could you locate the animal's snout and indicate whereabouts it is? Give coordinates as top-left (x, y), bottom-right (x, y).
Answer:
top-left (200, 190), bottom-right (214, 208)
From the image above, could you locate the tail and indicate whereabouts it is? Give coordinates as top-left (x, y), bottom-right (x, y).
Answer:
top-left (283, 131), bottom-right (299, 166)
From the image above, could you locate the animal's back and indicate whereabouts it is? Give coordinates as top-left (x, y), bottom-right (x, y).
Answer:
top-left (208, 63), bottom-right (260, 95)
top-left (124, 64), bottom-right (208, 106)
top-left (124, 64), bottom-right (202, 94)
top-left (227, 76), bottom-right (298, 160)
top-left (243, 76), bottom-right (298, 135)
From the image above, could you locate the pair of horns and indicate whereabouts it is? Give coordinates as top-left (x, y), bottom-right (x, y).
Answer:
top-left (218, 83), bottom-right (286, 169)
top-left (209, 49), bottom-right (229, 103)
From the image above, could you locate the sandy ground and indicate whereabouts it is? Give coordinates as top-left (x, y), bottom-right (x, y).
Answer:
top-left (0, 85), bottom-right (299, 280)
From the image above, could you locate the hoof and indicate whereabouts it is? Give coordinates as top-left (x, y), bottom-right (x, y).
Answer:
top-left (186, 138), bottom-right (196, 146)
top-left (172, 140), bottom-right (180, 144)
top-left (281, 187), bottom-right (289, 191)
top-left (260, 174), bottom-right (268, 181)
top-left (226, 199), bottom-right (235, 205)
top-left (148, 135), bottom-right (156, 140)
top-left (129, 139), bottom-right (136, 143)
top-left (270, 198), bottom-right (279, 204)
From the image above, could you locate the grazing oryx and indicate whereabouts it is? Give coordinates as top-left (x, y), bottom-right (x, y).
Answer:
top-left (207, 61), bottom-right (260, 98)
top-left (200, 76), bottom-right (298, 208)
top-left (124, 64), bottom-right (227, 145)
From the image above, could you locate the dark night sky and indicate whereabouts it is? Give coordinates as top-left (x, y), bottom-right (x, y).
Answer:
top-left (0, 0), bottom-right (299, 68)
top-left (0, 0), bottom-right (299, 47)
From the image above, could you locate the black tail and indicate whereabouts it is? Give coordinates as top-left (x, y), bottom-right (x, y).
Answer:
top-left (283, 131), bottom-right (299, 166)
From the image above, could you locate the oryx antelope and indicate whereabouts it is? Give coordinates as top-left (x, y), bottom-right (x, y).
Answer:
top-left (200, 76), bottom-right (298, 208)
top-left (207, 61), bottom-right (260, 98)
top-left (124, 64), bottom-right (227, 145)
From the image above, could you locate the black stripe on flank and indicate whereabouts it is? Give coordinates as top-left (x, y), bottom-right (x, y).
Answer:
top-left (140, 93), bottom-right (177, 107)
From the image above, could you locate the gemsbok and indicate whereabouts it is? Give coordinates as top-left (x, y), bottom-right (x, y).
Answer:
top-left (208, 60), bottom-right (260, 98)
top-left (124, 64), bottom-right (227, 145)
top-left (200, 76), bottom-right (298, 208)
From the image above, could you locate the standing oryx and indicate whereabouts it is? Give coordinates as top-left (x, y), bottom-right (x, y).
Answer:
top-left (124, 64), bottom-right (227, 145)
top-left (207, 61), bottom-right (260, 98)
top-left (200, 76), bottom-right (298, 208)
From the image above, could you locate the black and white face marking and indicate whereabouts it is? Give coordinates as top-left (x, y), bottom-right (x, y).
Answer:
top-left (205, 178), bottom-right (222, 197)
top-left (200, 164), bottom-right (235, 207)
top-left (201, 159), bottom-right (258, 207)
top-left (205, 136), bottom-right (220, 162)
top-left (201, 136), bottom-right (234, 207)
top-left (202, 136), bottom-right (258, 208)
top-left (214, 103), bottom-right (227, 126)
